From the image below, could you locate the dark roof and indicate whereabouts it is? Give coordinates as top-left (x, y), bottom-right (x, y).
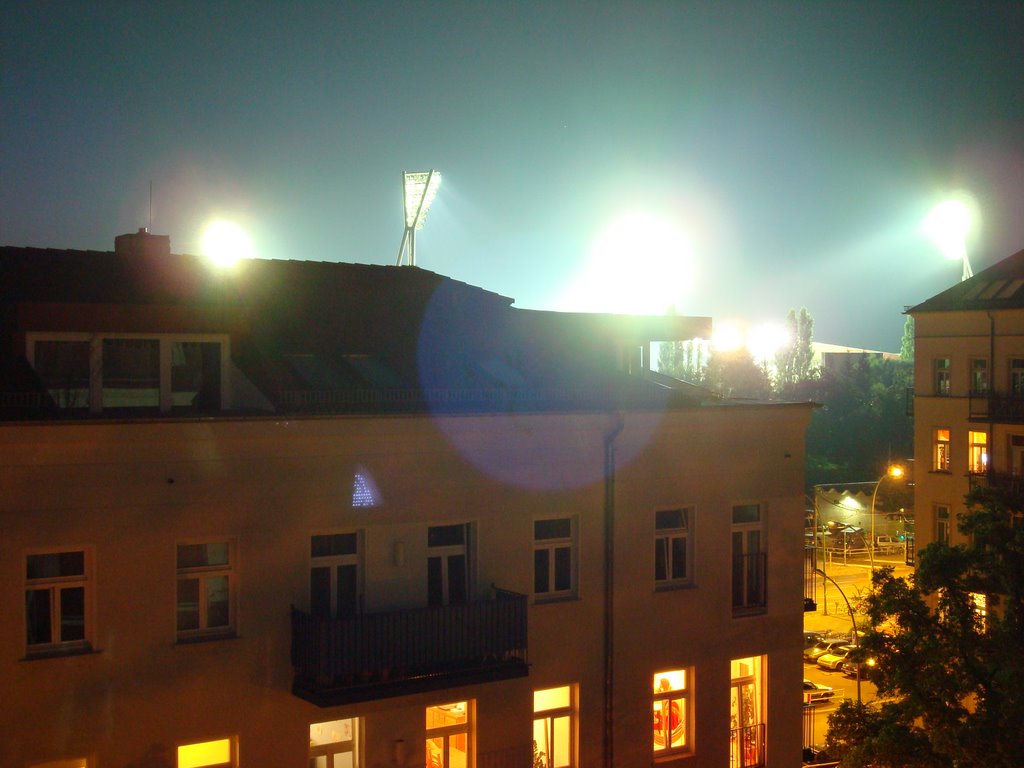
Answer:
top-left (907, 247), bottom-right (1024, 314)
top-left (0, 240), bottom-right (719, 420)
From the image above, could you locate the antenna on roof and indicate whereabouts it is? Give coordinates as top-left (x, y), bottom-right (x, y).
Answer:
top-left (148, 181), bottom-right (153, 233)
top-left (396, 170), bottom-right (442, 267)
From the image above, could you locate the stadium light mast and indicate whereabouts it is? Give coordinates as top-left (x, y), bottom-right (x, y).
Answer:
top-left (396, 170), bottom-right (442, 266)
top-left (924, 196), bottom-right (976, 282)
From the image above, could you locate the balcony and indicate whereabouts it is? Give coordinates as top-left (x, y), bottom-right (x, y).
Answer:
top-left (291, 588), bottom-right (528, 706)
top-left (969, 470), bottom-right (1024, 506)
top-left (969, 392), bottom-right (1024, 422)
top-left (730, 723), bottom-right (766, 768)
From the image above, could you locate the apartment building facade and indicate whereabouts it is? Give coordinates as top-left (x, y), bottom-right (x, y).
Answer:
top-left (0, 233), bottom-right (812, 768)
top-left (909, 247), bottom-right (1024, 554)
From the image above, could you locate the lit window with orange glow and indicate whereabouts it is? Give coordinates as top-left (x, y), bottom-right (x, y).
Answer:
top-left (177, 737), bottom-right (235, 768)
top-left (652, 669), bottom-right (691, 756)
top-left (533, 685), bottom-right (576, 767)
top-left (968, 431), bottom-right (988, 474)
top-left (425, 701), bottom-right (472, 768)
top-left (934, 429), bottom-right (951, 471)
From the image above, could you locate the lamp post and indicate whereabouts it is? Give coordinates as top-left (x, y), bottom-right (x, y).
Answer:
top-left (869, 465), bottom-right (905, 571)
top-left (813, 567), bottom-right (861, 704)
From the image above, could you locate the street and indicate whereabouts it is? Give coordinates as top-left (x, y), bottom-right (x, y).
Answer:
top-left (802, 553), bottom-right (913, 751)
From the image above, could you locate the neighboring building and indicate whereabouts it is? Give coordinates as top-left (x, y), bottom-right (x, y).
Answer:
top-left (908, 247), bottom-right (1024, 560)
top-left (0, 232), bottom-right (813, 768)
top-left (811, 343), bottom-right (900, 374)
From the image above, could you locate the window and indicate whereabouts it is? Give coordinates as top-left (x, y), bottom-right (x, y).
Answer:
top-left (533, 685), bottom-right (576, 768)
top-left (652, 669), bottom-right (691, 757)
top-left (934, 357), bottom-right (950, 396)
top-left (25, 549), bottom-right (91, 654)
top-left (969, 358), bottom-right (989, 395)
top-left (935, 504), bottom-right (951, 546)
top-left (311, 533), bottom-right (361, 618)
top-left (426, 701), bottom-right (472, 768)
top-left (968, 430), bottom-right (988, 474)
top-left (176, 540), bottom-right (235, 640)
top-left (428, 524), bottom-right (471, 606)
top-left (534, 518), bottom-right (576, 600)
top-left (730, 656), bottom-right (765, 768)
top-left (310, 718), bottom-right (359, 768)
top-left (934, 428), bottom-right (951, 471)
top-left (177, 738), bottom-right (236, 768)
top-left (27, 333), bottom-right (227, 414)
top-left (655, 508), bottom-right (692, 586)
top-left (1011, 358), bottom-right (1024, 396)
top-left (731, 504), bottom-right (766, 613)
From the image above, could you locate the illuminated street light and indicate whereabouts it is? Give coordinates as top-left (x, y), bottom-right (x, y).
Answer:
top-left (396, 170), bottom-right (442, 267)
top-left (924, 196), bottom-right (976, 282)
top-left (869, 464), bottom-right (905, 570)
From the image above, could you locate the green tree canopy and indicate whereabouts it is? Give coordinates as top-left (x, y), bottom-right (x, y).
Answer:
top-left (775, 307), bottom-right (815, 393)
top-left (826, 486), bottom-right (1024, 767)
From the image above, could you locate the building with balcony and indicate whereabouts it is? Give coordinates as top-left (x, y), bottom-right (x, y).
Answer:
top-left (0, 232), bottom-right (813, 768)
top-left (908, 246), bottom-right (1024, 556)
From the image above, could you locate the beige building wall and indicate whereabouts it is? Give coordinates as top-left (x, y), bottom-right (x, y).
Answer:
top-left (1, 402), bottom-right (810, 768)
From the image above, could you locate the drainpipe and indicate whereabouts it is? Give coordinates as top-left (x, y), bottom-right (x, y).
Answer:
top-left (603, 412), bottom-right (625, 768)
top-left (988, 311), bottom-right (996, 481)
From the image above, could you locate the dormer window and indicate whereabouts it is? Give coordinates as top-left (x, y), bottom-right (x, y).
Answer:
top-left (27, 333), bottom-right (228, 414)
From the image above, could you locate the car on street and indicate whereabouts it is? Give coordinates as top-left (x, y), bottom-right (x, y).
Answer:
top-left (842, 656), bottom-right (876, 677)
top-left (817, 644), bottom-right (856, 671)
top-left (803, 630), bottom-right (825, 648)
top-left (803, 639), bottom-right (847, 663)
top-left (802, 679), bottom-right (834, 704)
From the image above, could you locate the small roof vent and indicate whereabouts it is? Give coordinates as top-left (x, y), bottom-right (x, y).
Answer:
top-left (114, 228), bottom-right (171, 258)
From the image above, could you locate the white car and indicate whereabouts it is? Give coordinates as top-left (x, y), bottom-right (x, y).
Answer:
top-left (817, 644), bottom-right (856, 671)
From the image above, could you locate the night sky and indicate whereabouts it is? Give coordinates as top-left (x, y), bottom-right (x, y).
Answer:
top-left (4, 2), bottom-right (1024, 351)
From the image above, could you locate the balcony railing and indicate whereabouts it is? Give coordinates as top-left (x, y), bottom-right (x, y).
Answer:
top-left (969, 470), bottom-right (1024, 506)
top-left (732, 551), bottom-right (767, 615)
top-left (291, 588), bottom-right (528, 706)
top-left (730, 723), bottom-right (766, 768)
top-left (970, 392), bottom-right (1024, 422)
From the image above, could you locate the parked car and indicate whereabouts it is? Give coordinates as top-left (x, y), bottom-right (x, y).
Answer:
top-left (818, 644), bottom-right (856, 671)
top-left (802, 679), bottom-right (834, 704)
top-left (842, 656), bottom-right (876, 678)
top-left (803, 639), bottom-right (847, 663)
top-left (803, 630), bottom-right (825, 649)
top-left (876, 535), bottom-right (903, 554)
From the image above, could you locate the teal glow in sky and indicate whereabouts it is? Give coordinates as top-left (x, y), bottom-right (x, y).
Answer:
top-left (3, 2), bottom-right (1024, 351)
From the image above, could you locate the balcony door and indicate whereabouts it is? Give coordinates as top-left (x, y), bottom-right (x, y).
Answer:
top-left (732, 504), bottom-right (765, 612)
top-left (730, 656), bottom-right (765, 768)
top-left (428, 524), bottom-right (471, 607)
top-left (310, 532), bottom-right (362, 619)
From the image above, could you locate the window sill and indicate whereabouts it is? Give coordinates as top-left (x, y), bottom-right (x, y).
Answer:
top-left (732, 606), bottom-right (767, 618)
top-left (532, 594), bottom-right (579, 606)
top-left (22, 643), bottom-right (97, 661)
top-left (929, 470), bottom-right (952, 475)
top-left (654, 581), bottom-right (695, 593)
top-left (175, 631), bottom-right (238, 645)
top-left (653, 749), bottom-right (693, 764)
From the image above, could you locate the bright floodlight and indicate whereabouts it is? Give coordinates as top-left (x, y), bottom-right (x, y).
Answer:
top-left (201, 219), bottom-right (254, 268)
top-left (924, 196), bottom-right (976, 281)
top-left (712, 322), bottom-right (743, 352)
top-left (396, 170), bottom-right (442, 266)
top-left (747, 322), bottom-right (790, 362)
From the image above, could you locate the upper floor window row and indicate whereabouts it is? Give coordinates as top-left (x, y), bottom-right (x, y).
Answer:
top-left (27, 333), bottom-right (228, 414)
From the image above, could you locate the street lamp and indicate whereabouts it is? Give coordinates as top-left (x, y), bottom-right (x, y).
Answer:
top-left (813, 567), bottom-right (862, 704)
top-left (396, 170), bottom-right (442, 267)
top-left (869, 464), bottom-right (905, 570)
top-left (924, 196), bottom-right (976, 282)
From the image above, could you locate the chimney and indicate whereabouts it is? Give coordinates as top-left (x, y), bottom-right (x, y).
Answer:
top-left (114, 228), bottom-right (171, 258)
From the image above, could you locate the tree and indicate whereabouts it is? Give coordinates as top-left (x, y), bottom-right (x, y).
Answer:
top-left (703, 347), bottom-right (772, 399)
top-left (657, 338), bottom-right (709, 385)
top-left (827, 486), bottom-right (1024, 767)
top-left (900, 315), bottom-right (914, 363)
top-left (775, 307), bottom-right (815, 393)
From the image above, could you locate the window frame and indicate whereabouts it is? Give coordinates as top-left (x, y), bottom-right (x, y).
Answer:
top-left (1011, 358), bottom-right (1024, 396)
top-left (731, 504), bottom-right (766, 614)
top-left (935, 504), bottom-right (951, 546)
top-left (968, 430), bottom-right (988, 475)
top-left (425, 701), bottom-right (473, 768)
top-left (654, 507), bottom-right (693, 588)
top-left (427, 523), bottom-right (473, 607)
top-left (969, 357), bottom-right (989, 395)
top-left (24, 547), bottom-right (94, 657)
top-left (310, 530), bottom-right (363, 619)
top-left (175, 538), bottom-right (237, 642)
top-left (309, 717), bottom-right (360, 768)
top-left (26, 332), bottom-right (230, 414)
top-left (652, 668), bottom-right (693, 758)
top-left (533, 685), bottom-right (577, 768)
top-left (533, 517), bottom-right (578, 602)
top-left (934, 428), bottom-right (951, 472)
top-left (934, 357), bottom-right (951, 396)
